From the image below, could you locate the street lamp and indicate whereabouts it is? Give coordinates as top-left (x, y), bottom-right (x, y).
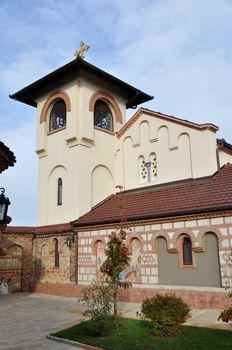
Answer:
top-left (0, 188), bottom-right (11, 225)
top-left (65, 234), bottom-right (75, 249)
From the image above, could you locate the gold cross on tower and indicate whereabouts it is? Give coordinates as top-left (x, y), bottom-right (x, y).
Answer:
top-left (74, 41), bottom-right (90, 60)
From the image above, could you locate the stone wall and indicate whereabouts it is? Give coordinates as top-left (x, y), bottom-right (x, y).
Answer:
top-left (0, 232), bottom-right (34, 292)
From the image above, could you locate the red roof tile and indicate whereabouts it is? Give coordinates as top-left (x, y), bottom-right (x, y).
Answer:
top-left (6, 222), bottom-right (72, 234)
top-left (74, 164), bottom-right (232, 227)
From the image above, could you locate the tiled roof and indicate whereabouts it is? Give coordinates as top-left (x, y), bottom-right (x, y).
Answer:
top-left (74, 164), bottom-right (232, 227)
top-left (6, 223), bottom-right (72, 235)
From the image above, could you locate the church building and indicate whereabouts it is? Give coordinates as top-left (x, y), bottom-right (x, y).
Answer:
top-left (1, 53), bottom-right (232, 308)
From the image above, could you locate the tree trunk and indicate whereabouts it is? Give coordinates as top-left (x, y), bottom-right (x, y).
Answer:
top-left (113, 284), bottom-right (118, 327)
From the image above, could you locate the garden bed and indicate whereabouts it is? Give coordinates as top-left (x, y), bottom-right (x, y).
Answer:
top-left (52, 317), bottom-right (232, 350)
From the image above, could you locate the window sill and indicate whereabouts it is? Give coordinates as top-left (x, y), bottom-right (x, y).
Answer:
top-left (179, 264), bottom-right (196, 269)
top-left (48, 126), bottom-right (66, 135)
top-left (94, 126), bottom-right (115, 135)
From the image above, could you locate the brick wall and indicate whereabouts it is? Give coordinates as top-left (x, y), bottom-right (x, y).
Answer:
top-left (0, 233), bottom-right (34, 292)
top-left (1, 213), bottom-right (231, 309)
top-left (33, 282), bottom-right (230, 309)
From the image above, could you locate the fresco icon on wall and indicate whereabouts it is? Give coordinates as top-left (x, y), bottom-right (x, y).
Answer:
top-left (119, 238), bottom-right (142, 283)
top-left (96, 240), bottom-right (106, 279)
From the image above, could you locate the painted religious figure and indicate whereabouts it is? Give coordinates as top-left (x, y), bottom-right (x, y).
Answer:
top-left (96, 240), bottom-right (106, 279)
top-left (120, 238), bottom-right (142, 283)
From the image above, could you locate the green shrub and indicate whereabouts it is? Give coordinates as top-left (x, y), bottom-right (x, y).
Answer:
top-left (218, 306), bottom-right (232, 323)
top-left (141, 294), bottom-right (191, 337)
top-left (82, 278), bottom-right (114, 336)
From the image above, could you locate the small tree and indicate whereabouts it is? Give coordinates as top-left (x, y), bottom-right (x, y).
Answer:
top-left (100, 227), bottom-right (131, 325)
top-left (218, 251), bottom-right (232, 324)
top-left (82, 278), bottom-right (114, 336)
top-left (100, 185), bottom-right (131, 326)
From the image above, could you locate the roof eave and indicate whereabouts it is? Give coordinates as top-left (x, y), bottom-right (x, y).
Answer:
top-left (9, 58), bottom-right (153, 108)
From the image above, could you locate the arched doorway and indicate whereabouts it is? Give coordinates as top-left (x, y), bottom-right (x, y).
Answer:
top-left (0, 245), bottom-right (23, 292)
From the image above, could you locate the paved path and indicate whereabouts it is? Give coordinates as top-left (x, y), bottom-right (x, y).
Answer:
top-left (0, 293), bottom-right (231, 350)
top-left (0, 293), bottom-right (84, 350)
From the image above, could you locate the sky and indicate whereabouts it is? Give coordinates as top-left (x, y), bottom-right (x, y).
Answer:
top-left (0, 0), bottom-right (232, 226)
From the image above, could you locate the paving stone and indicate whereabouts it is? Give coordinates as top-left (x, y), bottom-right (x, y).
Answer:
top-left (0, 293), bottom-right (231, 350)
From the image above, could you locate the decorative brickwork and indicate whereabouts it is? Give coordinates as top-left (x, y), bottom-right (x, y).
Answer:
top-left (1, 212), bottom-right (231, 308)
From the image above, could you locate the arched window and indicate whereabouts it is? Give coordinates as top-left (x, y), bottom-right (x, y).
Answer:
top-left (57, 178), bottom-right (63, 206)
top-left (182, 237), bottom-right (193, 265)
top-left (54, 239), bottom-right (59, 268)
top-left (49, 100), bottom-right (66, 132)
top-left (94, 100), bottom-right (113, 132)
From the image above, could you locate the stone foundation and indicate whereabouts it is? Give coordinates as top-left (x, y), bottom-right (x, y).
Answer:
top-left (33, 282), bottom-right (230, 309)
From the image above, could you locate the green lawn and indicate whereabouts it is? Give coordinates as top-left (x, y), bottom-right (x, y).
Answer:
top-left (53, 317), bottom-right (232, 350)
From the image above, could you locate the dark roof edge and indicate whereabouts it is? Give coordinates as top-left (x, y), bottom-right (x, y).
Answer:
top-left (217, 138), bottom-right (232, 151)
top-left (9, 58), bottom-right (153, 108)
top-left (74, 205), bottom-right (232, 228)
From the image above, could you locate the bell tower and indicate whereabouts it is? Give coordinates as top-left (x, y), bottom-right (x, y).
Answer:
top-left (10, 54), bottom-right (153, 225)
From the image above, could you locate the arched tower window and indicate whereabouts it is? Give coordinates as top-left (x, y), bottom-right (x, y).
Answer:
top-left (182, 237), bottom-right (193, 265)
top-left (49, 100), bottom-right (66, 132)
top-left (57, 178), bottom-right (63, 206)
top-left (94, 100), bottom-right (113, 132)
top-left (54, 239), bottom-right (59, 268)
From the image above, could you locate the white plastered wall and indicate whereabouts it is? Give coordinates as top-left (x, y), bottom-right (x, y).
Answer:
top-left (36, 73), bottom-right (126, 225)
top-left (35, 71), bottom-right (226, 226)
top-left (116, 111), bottom-right (218, 190)
top-left (218, 150), bottom-right (232, 167)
